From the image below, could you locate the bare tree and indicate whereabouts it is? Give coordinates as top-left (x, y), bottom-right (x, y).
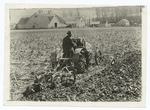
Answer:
top-left (62, 11), bottom-right (67, 17)
top-left (76, 8), bottom-right (80, 17)
top-left (89, 14), bottom-right (91, 26)
top-left (139, 6), bottom-right (144, 23)
top-left (135, 6), bottom-right (141, 24)
top-left (115, 7), bottom-right (121, 22)
top-left (38, 10), bottom-right (43, 14)
top-left (69, 10), bottom-right (73, 17)
top-left (48, 10), bottom-right (52, 14)
top-left (110, 9), bottom-right (115, 22)
top-left (95, 8), bottom-right (100, 20)
top-left (121, 7), bottom-right (128, 19)
top-left (128, 7), bottom-right (133, 22)
top-left (83, 12), bottom-right (89, 25)
top-left (101, 7), bottom-right (107, 21)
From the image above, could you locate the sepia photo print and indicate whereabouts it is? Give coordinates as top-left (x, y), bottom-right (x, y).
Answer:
top-left (4, 4), bottom-right (147, 107)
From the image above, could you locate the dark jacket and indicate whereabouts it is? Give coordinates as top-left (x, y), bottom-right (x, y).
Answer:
top-left (62, 35), bottom-right (75, 52)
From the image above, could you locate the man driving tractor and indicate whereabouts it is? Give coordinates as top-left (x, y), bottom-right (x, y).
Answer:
top-left (62, 31), bottom-right (76, 58)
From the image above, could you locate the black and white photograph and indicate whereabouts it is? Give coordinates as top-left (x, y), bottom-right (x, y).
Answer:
top-left (4, 4), bottom-right (147, 107)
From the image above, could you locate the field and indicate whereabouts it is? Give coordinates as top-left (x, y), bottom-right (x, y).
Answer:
top-left (10, 27), bottom-right (142, 101)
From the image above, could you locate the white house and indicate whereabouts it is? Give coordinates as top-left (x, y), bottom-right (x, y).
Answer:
top-left (63, 17), bottom-right (85, 28)
top-left (116, 19), bottom-right (130, 26)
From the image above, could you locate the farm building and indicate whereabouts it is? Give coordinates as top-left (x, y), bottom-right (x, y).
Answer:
top-left (109, 23), bottom-right (116, 26)
top-left (17, 13), bottom-right (67, 29)
top-left (90, 21), bottom-right (100, 27)
top-left (99, 21), bottom-right (111, 27)
top-left (130, 21), bottom-right (139, 26)
top-left (116, 19), bottom-right (130, 26)
top-left (63, 17), bottom-right (85, 28)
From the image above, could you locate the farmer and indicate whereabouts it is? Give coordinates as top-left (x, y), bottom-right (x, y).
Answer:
top-left (62, 31), bottom-right (76, 58)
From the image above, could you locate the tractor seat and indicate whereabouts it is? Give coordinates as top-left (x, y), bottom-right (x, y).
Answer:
top-left (59, 52), bottom-right (72, 65)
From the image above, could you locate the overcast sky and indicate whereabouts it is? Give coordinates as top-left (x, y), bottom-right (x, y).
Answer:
top-left (10, 9), bottom-right (61, 24)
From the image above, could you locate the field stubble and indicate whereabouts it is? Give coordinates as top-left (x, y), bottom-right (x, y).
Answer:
top-left (10, 27), bottom-right (142, 101)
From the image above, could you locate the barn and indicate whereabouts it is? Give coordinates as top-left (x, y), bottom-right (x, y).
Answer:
top-left (17, 13), bottom-right (67, 29)
top-left (63, 17), bottom-right (85, 28)
top-left (116, 19), bottom-right (130, 26)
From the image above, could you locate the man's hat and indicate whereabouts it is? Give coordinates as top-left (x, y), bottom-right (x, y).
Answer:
top-left (67, 31), bottom-right (71, 35)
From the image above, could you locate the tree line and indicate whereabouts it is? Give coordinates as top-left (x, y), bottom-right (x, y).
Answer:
top-left (61, 6), bottom-right (143, 25)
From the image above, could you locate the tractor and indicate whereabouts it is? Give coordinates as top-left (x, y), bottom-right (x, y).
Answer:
top-left (50, 38), bottom-right (102, 87)
top-left (22, 38), bottom-right (103, 97)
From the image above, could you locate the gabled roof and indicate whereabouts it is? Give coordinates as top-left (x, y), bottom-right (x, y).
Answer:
top-left (17, 13), bottom-right (66, 25)
top-left (35, 13), bottom-right (66, 24)
top-left (55, 15), bottom-right (66, 24)
top-left (119, 19), bottom-right (129, 22)
top-left (17, 18), bottom-right (30, 25)
top-left (48, 16), bottom-right (54, 22)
